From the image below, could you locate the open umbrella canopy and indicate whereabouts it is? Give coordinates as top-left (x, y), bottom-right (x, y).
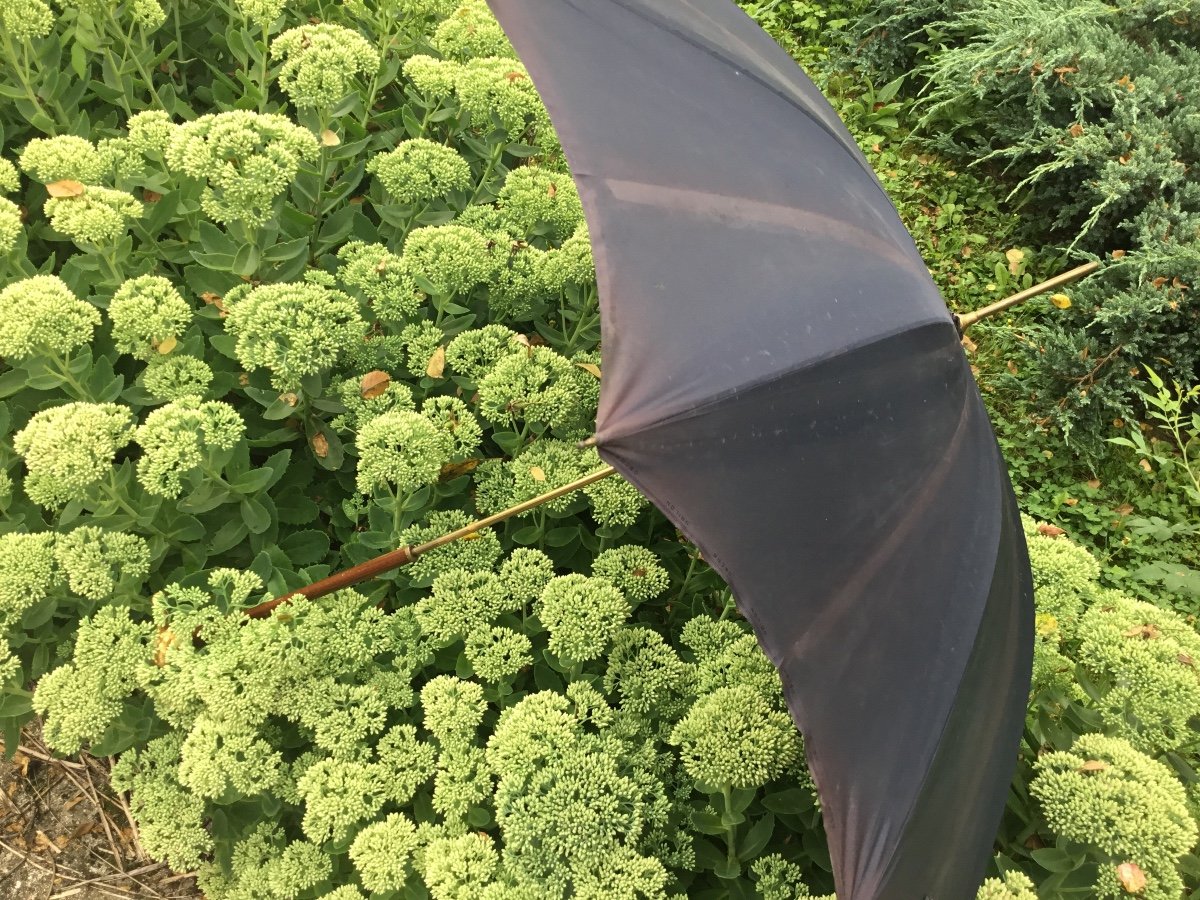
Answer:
top-left (485, 2), bottom-right (1035, 898)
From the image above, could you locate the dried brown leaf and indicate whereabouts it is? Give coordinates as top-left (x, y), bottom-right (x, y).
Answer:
top-left (1037, 524), bottom-right (1066, 537)
top-left (311, 433), bottom-right (329, 459)
top-left (426, 346), bottom-right (446, 379)
top-left (1116, 862), bottom-right (1146, 893)
top-left (46, 179), bottom-right (85, 198)
top-left (359, 370), bottom-right (391, 399)
top-left (575, 362), bottom-right (602, 378)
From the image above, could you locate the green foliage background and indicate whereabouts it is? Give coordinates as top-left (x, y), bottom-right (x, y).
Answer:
top-left (0, 0), bottom-right (1198, 898)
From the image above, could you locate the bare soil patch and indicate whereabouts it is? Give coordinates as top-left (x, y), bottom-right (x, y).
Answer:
top-left (0, 725), bottom-right (200, 900)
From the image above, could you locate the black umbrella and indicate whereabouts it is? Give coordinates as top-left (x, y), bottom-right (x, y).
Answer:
top-left (480, 2), bottom-right (1035, 898)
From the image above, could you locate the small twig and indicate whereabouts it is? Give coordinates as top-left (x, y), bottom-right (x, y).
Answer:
top-left (47, 861), bottom-right (166, 898)
top-left (108, 757), bottom-right (147, 863)
top-left (63, 763), bottom-right (124, 874)
top-left (0, 742), bottom-right (87, 770)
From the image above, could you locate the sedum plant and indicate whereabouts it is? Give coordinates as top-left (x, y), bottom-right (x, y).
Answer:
top-left (1, 1), bottom-right (1198, 898)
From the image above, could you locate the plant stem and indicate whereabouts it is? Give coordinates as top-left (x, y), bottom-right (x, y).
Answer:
top-left (49, 354), bottom-right (92, 401)
top-left (100, 473), bottom-right (142, 521)
top-left (0, 32), bottom-right (62, 127)
top-left (469, 142), bottom-right (506, 204)
top-left (258, 22), bottom-right (270, 112)
top-left (721, 784), bottom-right (738, 867)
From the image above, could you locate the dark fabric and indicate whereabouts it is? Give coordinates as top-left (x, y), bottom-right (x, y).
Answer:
top-left (486, 2), bottom-right (1034, 897)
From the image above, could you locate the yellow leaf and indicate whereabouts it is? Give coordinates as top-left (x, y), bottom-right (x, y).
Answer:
top-left (359, 370), bottom-right (391, 399)
top-left (1078, 760), bottom-right (1108, 774)
top-left (426, 346), bottom-right (446, 378)
top-left (1116, 862), bottom-right (1146, 893)
top-left (155, 335), bottom-right (178, 355)
top-left (1050, 293), bottom-right (1072, 309)
top-left (529, 466), bottom-right (546, 482)
top-left (1005, 248), bottom-right (1025, 275)
top-left (575, 362), bottom-right (602, 379)
top-left (1138, 458), bottom-right (1152, 473)
top-left (46, 179), bottom-right (85, 198)
top-left (321, 129), bottom-right (341, 147)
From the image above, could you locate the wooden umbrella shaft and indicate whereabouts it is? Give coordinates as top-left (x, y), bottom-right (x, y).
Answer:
top-left (245, 464), bottom-right (618, 617)
top-left (956, 260), bottom-right (1100, 329)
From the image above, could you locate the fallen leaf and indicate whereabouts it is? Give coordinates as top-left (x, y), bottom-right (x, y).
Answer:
top-left (1064, 497), bottom-right (1078, 506)
top-left (1078, 760), bottom-right (1108, 774)
top-left (1114, 503), bottom-right (1134, 516)
top-left (321, 129), bottom-right (341, 146)
top-left (1116, 862), bottom-right (1147, 893)
top-left (1037, 524), bottom-right (1066, 537)
top-left (69, 821), bottom-right (97, 839)
top-left (12, 751), bottom-right (29, 778)
top-left (1116, 74), bottom-right (1135, 92)
top-left (46, 179), bottom-right (85, 198)
top-left (1123, 624), bottom-right (1161, 640)
top-left (1007, 359), bottom-right (1019, 376)
top-left (1069, 123), bottom-right (1084, 137)
top-left (1178, 653), bottom-right (1195, 667)
top-left (576, 362), bottom-right (602, 378)
top-left (143, 189), bottom-right (162, 203)
top-left (529, 466), bottom-right (547, 482)
top-left (961, 333), bottom-right (978, 354)
top-left (1006, 248), bottom-right (1025, 275)
top-left (426, 346), bottom-right (446, 378)
top-left (513, 333), bottom-right (532, 348)
top-left (440, 459), bottom-right (480, 480)
top-left (1086, 479), bottom-right (1101, 490)
top-left (153, 627), bottom-right (178, 667)
top-left (34, 831), bottom-right (60, 854)
top-left (1112, 249), bottom-right (1126, 259)
top-left (1138, 458), bottom-right (1152, 472)
top-left (311, 433), bottom-right (329, 459)
top-left (359, 370), bottom-right (391, 399)
top-left (155, 335), bottom-right (178, 355)
top-left (1050, 293), bottom-right (1071, 309)
top-left (547, 182), bottom-right (557, 198)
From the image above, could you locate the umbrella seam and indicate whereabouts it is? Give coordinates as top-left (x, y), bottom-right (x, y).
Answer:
top-left (596, 318), bottom-right (957, 445)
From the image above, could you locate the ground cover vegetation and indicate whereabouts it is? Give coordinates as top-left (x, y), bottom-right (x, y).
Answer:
top-left (0, 0), bottom-right (1198, 898)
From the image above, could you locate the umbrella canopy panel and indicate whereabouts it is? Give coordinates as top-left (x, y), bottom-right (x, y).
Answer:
top-left (486, 2), bottom-right (1035, 898)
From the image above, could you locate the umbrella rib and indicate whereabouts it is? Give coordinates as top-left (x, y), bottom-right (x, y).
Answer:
top-left (595, 176), bottom-right (925, 272)
top-left (596, 318), bottom-right (954, 445)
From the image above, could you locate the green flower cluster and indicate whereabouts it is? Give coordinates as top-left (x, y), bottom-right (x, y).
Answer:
top-left (403, 224), bottom-right (498, 296)
top-left (355, 409), bottom-right (452, 495)
top-left (224, 280), bottom-right (366, 390)
top-left (1075, 591), bottom-right (1200, 753)
top-left (134, 398), bottom-right (246, 498)
top-left (976, 872), bottom-right (1038, 900)
top-left (19, 135), bottom-right (105, 184)
top-left (0, 274), bottom-right (99, 360)
top-left (45, 185), bottom-right (141, 246)
top-left (1031, 734), bottom-right (1196, 900)
top-left (165, 111), bottom-right (318, 227)
top-left (0, 532), bottom-right (60, 624)
top-left (54, 526), bottom-right (150, 601)
top-left (1, 0), bottom-right (54, 39)
top-left (337, 240), bottom-right (426, 321)
top-left (498, 165), bottom-right (584, 242)
top-left (0, 198), bottom-right (21, 256)
top-left (33, 607), bottom-right (153, 754)
top-left (367, 139), bottom-right (472, 206)
top-left (109, 275), bottom-right (192, 359)
top-left (271, 23), bottom-right (380, 111)
top-left (14, 403), bottom-right (134, 507)
top-left (142, 355), bottom-right (214, 401)
top-left (431, 0), bottom-right (512, 60)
